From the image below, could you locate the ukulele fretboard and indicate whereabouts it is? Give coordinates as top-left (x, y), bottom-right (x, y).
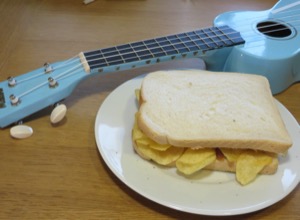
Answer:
top-left (0, 88), bottom-right (5, 108)
top-left (82, 25), bottom-right (244, 73)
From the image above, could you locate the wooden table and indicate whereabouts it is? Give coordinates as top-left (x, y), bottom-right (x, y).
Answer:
top-left (1, 0), bottom-right (299, 219)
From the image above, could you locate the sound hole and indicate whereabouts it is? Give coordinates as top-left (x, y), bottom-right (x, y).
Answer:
top-left (256, 21), bottom-right (292, 38)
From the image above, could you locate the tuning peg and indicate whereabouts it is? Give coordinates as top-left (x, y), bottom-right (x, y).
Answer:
top-left (50, 103), bottom-right (67, 124)
top-left (10, 123), bottom-right (33, 139)
top-left (48, 77), bottom-right (58, 88)
top-left (7, 76), bottom-right (17, 87)
top-left (44, 62), bottom-right (53, 73)
top-left (9, 94), bottom-right (20, 106)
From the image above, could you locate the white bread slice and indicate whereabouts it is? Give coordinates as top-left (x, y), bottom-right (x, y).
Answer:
top-left (137, 70), bottom-right (292, 154)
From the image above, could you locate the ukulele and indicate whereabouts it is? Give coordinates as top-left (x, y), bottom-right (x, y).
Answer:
top-left (0, 0), bottom-right (299, 128)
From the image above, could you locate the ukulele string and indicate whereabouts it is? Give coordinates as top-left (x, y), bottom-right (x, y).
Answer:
top-left (72, 7), bottom-right (300, 71)
top-left (16, 19), bottom-right (299, 86)
top-left (84, 13), bottom-right (300, 66)
top-left (83, 6), bottom-right (300, 61)
top-left (85, 25), bottom-right (297, 70)
top-left (12, 7), bottom-right (300, 98)
top-left (57, 68), bottom-right (83, 81)
top-left (16, 7), bottom-right (300, 83)
top-left (58, 12), bottom-right (300, 77)
top-left (16, 55), bottom-right (79, 84)
top-left (18, 63), bottom-right (83, 98)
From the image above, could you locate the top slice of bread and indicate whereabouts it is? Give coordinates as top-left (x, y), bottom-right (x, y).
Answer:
top-left (137, 70), bottom-right (292, 154)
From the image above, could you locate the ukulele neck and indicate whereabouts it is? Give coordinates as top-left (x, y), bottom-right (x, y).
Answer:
top-left (81, 25), bottom-right (245, 74)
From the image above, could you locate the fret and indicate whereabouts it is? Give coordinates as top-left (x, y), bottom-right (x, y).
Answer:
top-left (162, 45), bottom-right (178, 55)
top-left (203, 28), bottom-right (221, 47)
top-left (144, 39), bottom-right (156, 45)
top-left (211, 27), bottom-right (232, 46)
top-left (114, 47), bottom-right (127, 66)
top-left (101, 47), bottom-right (116, 53)
top-left (191, 34), bottom-right (210, 50)
top-left (88, 58), bottom-right (108, 69)
top-left (178, 33), bottom-right (190, 43)
top-left (131, 41), bottom-right (144, 47)
top-left (83, 25), bottom-right (245, 72)
top-left (156, 37), bottom-right (169, 46)
top-left (116, 44), bottom-right (131, 51)
top-left (106, 55), bottom-right (124, 65)
top-left (136, 50), bottom-right (153, 60)
top-left (214, 27), bottom-right (231, 46)
top-left (218, 26), bottom-right (242, 44)
top-left (122, 52), bottom-right (139, 62)
top-left (167, 34), bottom-right (187, 53)
top-left (143, 41), bottom-right (164, 58)
top-left (84, 50), bottom-right (101, 57)
top-left (119, 47), bottom-right (134, 54)
top-left (182, 34), bottom-right (202, 53)
top-left (196, 29), bottom-right (218, 49)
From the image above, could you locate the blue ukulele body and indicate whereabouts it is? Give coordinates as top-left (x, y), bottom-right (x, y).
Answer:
top-left (0, 0), bottom-right (299, 128)
top-left (204, 0), bottom-right (300, 94)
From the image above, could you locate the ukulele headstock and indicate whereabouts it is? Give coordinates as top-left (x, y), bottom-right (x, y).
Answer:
top-left (0, 55), bottom-right (88, 128)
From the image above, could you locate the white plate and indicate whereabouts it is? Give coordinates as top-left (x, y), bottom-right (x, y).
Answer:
top-left (95, 74), bottom-right (300, 216)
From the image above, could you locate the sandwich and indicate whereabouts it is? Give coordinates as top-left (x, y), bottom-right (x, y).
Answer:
top-left (132, 70), bottom-right (293, 185)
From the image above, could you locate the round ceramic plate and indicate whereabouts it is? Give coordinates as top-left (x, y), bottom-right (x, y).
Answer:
top-left (94, 74), bottom-right (300, 216)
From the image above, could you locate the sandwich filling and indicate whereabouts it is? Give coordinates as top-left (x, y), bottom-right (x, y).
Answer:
top-left (133, 114), bottom-right (278, 185)
top-left (132, 70), bottom-right (292, 186)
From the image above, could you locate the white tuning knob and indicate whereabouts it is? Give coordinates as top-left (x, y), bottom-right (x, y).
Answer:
top-left (10, 125), bottom-right (33, 139)
top-left (50, 104), bottom-right (67, 124)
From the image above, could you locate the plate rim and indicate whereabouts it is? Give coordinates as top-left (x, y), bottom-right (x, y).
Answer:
top-left (94, 74), bottom-right (300, 216)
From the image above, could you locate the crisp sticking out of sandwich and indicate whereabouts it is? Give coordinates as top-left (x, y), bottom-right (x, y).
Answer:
top-left (132, 70), bottom-right (292, 185)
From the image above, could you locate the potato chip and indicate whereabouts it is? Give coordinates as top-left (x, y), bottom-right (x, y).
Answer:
top-left (220, 148), bottom-right (244, 162)
top-left (236, 150), bottom-right (273, 185)
top-left (132, 122), bottom-right (145, 140)
top-left (148, 140), bottom-right (171, 151)
top-left (135, 89), bottom-right (140, 101)
top-left (135, 142), bottom-right (184, 165)
top-left (136, 138), bottom-right (171, 151)
top-left (133, 112), bottom-right (276, 185)
top-left (133, 114), bottom-right (171, 151)
top-left (176, 148), bottom-right (216, 175)
top-left (135, 139), bottom-right (149, 148)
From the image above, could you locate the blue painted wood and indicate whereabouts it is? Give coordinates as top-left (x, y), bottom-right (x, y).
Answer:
top-left (1, 0), bottom-right (299, 128)
top-left (205, 0), bottom-right (300, 93)
top-left (83, 25), bottom-right (243, 74)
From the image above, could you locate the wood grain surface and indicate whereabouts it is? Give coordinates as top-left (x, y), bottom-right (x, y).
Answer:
top-left (0, 0), bottom-right (299, 219)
